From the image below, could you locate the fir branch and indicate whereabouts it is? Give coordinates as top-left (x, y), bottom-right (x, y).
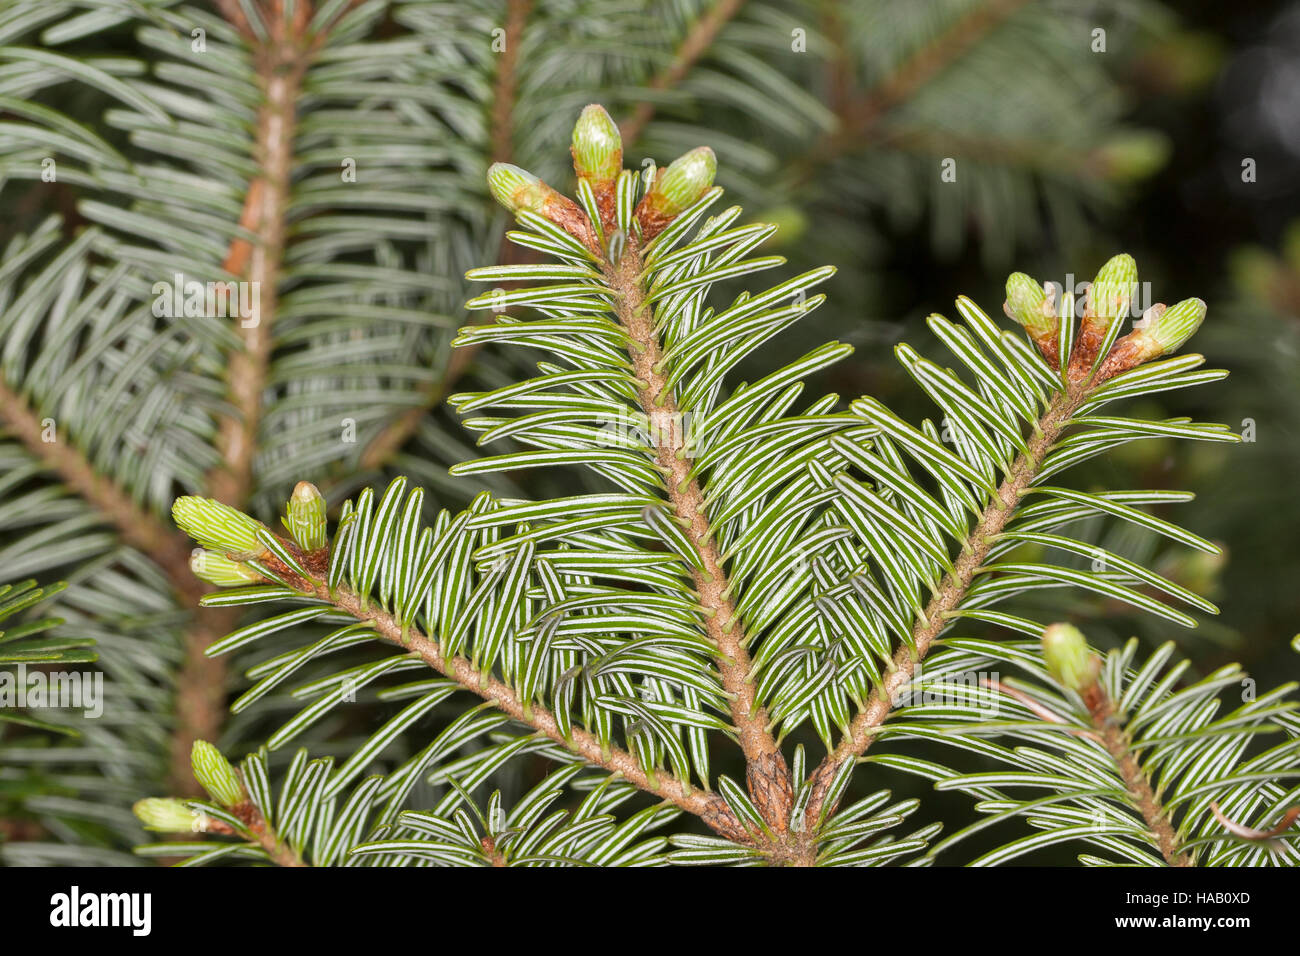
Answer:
top-left (0, 382), bottom-right (185, 565)
top-left (233, 798), bottom-right (309, 868)
top-left (297, 577), bottom-right (747, 840)
top-left (354, 0), bottom-right (534, 476)
top-left (605, 236), bottom-right (793, 834)
top-left (206, 5), bottom-right (312, 507)
top-left (491, 0), bottom-right (533, 165)
top-left (619, 0), bottom-right (748, 147)
top-left (1083, 678), bottom-right (1191, 866)
top-left (198, 793), bottom-right (308, 867)
top-left (170, 0), bottom-right (328, 796)
top-left (0, 377), bottom-right (227, 796)
top-left (802, 373), bottom-right (1093, 829)
top-left (790, 0), bottom-right (1034, 185)
top-left (168, 608), bottom-right (242, 797)
top-left (821, 0), bottom-right (857, 117)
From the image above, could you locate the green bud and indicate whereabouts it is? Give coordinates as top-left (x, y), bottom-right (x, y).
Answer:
top-left (191, 740), bottom-right (246, 808)
top-left (133, 797), bottom-right (208, 833)
top-left (1088, 253), bottom-right (1138, 323)
top-left (1041, 623), bottom-right (1100, 693)
top-left (284, 481), bottom-right (328, 552)
top-left (172, 496), bottom-right (267, 559)
top-left (1094, 131), bottom-right (1170, 182)
top-left (644, 147), bottom-right (716, 217)
top-left (1003, 272), bottom-right (1056, 337)
top-left (487, 162), bottom-right (551, 215)
top-left (190, 549), bottom-right (262, 587)
top-left (571, 104), bottom-right (622, 184)
top-left (1228, 248), bottom-right (1278, 304)
top-left (1144, 297), bottom-right (1207, 355)
top-left (753, 205), bottom-right (808, 248)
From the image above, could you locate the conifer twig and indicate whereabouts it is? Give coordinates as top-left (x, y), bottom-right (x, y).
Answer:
top-left (789, 0), bottom-right (1033, 185)
top-left (619, 0), bottom-right (748, 147)
top-left (0, 382), bottom-right (185, 564)
top-left (491, 0), bottom-right (532, 165)
top-left (355, 0), bottom-right (534, 475)
top-left (802, 376), bottom-right (1094, 831)
top-left (291, 578), bottom-right (748, 841)
top-left (1081, 680), bottom-right (1191, 866)
top-left (605, 235), bottom-right (794, 835)
top-left (359, 0), bottom-right (743, 480)
top-left (213, 796), bottom-right (309, 867)
top-left (169, 0), bottom-right (321, 796)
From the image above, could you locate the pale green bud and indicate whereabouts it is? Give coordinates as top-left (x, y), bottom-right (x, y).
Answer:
top-left (1003, 272), bottom-right (1057, 338)
top-left (172, 496), bottom-right (267, 559)
top-left (190, 549), bottom-right (262, 587)
top-left (1088, 253), bottom-right (1138, 323)
top-left (644, 147), bottom-right (716, 217)
top-left (191, 740), bottom-right (246, 808)
top-left (1094, 131), bottom-right (1170, 182)
top-left (487, 162), bottom-right (550, 215)
top-left (284, 481), bottom-right (327, 552)
top-left (1041, 623), bottom-right (1100, 692)
top-left (571, 104), bottom-right (622, 184)
top-left (133, 797), bottom-right (209, 833)
top-left (1144, 297), bottom-right (1207, 355)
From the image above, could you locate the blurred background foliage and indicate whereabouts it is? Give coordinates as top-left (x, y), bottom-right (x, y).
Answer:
top-left (1, 0), bottom-right (1298, 863)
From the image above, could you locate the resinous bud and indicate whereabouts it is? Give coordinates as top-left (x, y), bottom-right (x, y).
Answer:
top-left (643, 147), bottom-right (716, 218)
top-left (284, 480), bottom-right (327, 552)
top-left (1088, 253), bottom-right (1138, 323)
top-left (1041, 623), bottom-right (1100, 692)
top-left (190, 549), bottom-right (262, 587)
top-left (191, 740), bottom-right (246, 809)
top-left (173, 496), bottom-right (267, 559)
top-left (571, 104), bottom-right (622, 184)
top-left (487, 163), bottom-right (553, 215)
top-left (133, 797), bottom-right (208, 833)
top-left (1145, 296), bottom-right (1206, 356)
top-left (1003, 272), bottom-right (1057, 338)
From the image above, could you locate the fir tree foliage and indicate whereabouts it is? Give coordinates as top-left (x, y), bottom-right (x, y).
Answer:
top-left (137, 103), bottom-right (1296, 867)
top-left (0, 0), bottom-right (1187, 864)
top-left (881, 626), bottom-right (1300, 866)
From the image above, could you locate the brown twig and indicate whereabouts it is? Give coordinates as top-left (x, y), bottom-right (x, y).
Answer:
top-left (1084, 683), bottom-right (1191, 866)
top-left (788, 0), bottom-right (1034, 186)
top-left (821, 0), bottom-right (856, 117)
top-left (353, 0), bottom-right (534, 476)
top-left (0, 383), bottom-right (187, 565)
top-left (619, 0), bottom-right (747, 148)
top-left (298, 578), bottom-right (746, 840)
top-left (169, 0), bottom-right (321, 796)
top-left (490, 0), bottom-right (531, 165)
top-left (604, 236), bottom-right (792, 837)
top-left (208, 794), bottom-right (307, 867)
top-left (801, 377), bottom-right (1093, 836)
top-left (480, 835), bottom-right (509, 866)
